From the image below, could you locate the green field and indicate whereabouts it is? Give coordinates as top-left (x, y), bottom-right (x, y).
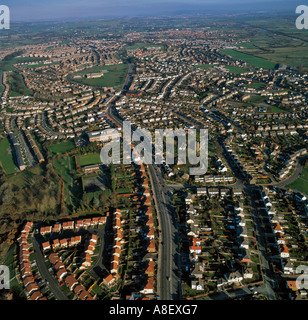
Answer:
top-left (287, 166), bottom-right (308, 195)
top-left (247, 82), bottom-right (266, 89)
top-left (242, 17), bottom-right (308, 71)
top-left (78, 153), bottom-right (101, 167)
top-left (195, 64), bottom-right (214, 70)
top-left (224, 65), bottom-right (250, 74)
top-left (52, 156), bottom-right (74, 207)
top-left (48, 140), bottom-right (76, 155)
top-left (8, 71), bottom-right (33, 97)
top-left (221, 49), bottom-right (277, 69)
top-left (268, 105), bottom-right (288, 113)
top-left (72, 63), bottom-right (128, 88)
top-left (245, 94), bottom-right (266, 104)
top-left (0, 138), bottom-right (17, 175)
top-left (0, 52), bottom-right (48, 73)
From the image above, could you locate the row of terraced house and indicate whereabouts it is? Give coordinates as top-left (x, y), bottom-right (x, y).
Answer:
top-left (17, 221), bottom-right (47, 300)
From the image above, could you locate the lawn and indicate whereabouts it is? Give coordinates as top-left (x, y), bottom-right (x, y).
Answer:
top-left (72, 63), bottom-right (128, 89)
top-left (0, 138), bottom-right (17, 175)
top-left (245, 94), bottom-right (266, 104)
top-left (8, 71), bottom-right (33, 97)
top-left (52, 156), bottom-right (74, 207)
top-left (78, 153), bottom-right (101, 167)
top-left (195, 64), bottom-right (214, 70)
top-left (224, 65), bottom-right (250, 74)
top-left (247, 82), bottom-right (266, 89)
top-left (53, 156), bottom-right (72, 186)
top-left (268, 105), bottom-right (288, 113)
top-left (48, 140), bottom-right (76, 155)
top-left (221, 49), bottom-right (277, 69)
top-left (287, 166), bottom-right (308, 195)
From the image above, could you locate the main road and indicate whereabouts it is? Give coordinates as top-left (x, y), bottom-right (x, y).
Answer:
top-left (148, 164), bottom-right (181, 300)
top-left (106, 103), bottom-right (180, 300)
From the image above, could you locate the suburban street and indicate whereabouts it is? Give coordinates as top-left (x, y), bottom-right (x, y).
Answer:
top-left (32, 231), bottom-right (68, 300)
top-left (148, 164), bottom-right (181, 300)
top-left (107, 102), bottom-right (180, 300)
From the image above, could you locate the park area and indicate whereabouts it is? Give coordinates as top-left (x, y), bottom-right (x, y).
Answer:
top-left (77, 153), bottom-right (101, 167)
top-left (287, 165), bottom-right (308, 196)
top-left (71, 63), bottom-right (128, 89)
top-left (221, 49), bottom-right (277, 69)
top-left (0, 137), bottom-right (17, 175)
top-left (47, 140), bottom-right (76, 156)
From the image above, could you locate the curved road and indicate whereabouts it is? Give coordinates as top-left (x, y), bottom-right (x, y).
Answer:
top-left (32, 232), bottom-right (68, 300)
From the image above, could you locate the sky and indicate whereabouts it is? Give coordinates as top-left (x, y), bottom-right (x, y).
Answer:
top-left (5, 0), bottom-right (302, 22)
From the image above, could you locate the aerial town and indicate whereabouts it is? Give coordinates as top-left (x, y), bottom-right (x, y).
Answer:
top-left (0, 10), bottom-right (307, 303)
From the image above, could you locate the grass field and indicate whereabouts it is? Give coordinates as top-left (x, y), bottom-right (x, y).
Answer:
top-left (233, 21), bottom-right (308, 71)
top-left (78, 153), bottom-right (101, 167)
top-left (52, 156), bottom-right (73, 207)
top-left (224, 65), bottom-right (250, 74)
top-left (8, 71), bottom-right (33, 97)
top-left (247, 82), bottom-right (266, 89)
top-left (48, 140), bottom-right (76, 155)
top-left (245, 94), bottom-right (266, 104)
top-left (287, 166), bottom-right (308, 195)
top-left (0, 138), bottom-right (17, 175)
top-left (268, 105), bottom-right (288, 113)
top-left (0, 54), bottom-right (47, 73)
top-left (72, 63), bottom-right (128, 88)
top-left (195, 64), bottom-right (214, 70)
top-left (221, 49), bottom-right (277, 69)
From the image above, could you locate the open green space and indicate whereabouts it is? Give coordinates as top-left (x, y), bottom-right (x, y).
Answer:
top-left (268, 105), bottom-right (288, 113)
top-left (247, 82), bottom-right (266, 89)
top-left (0, 138), bottom-right (17, 175)
top-left (8, 71), bottom-right (33, 97)
top-left (72, 63), bottom-right (128, 88)
top-left (53, 156), bottom-right (72, 186)
top-left (233, 22), bottom-right (308, 71)
top-left (287, 165), bottom-right (308, 195)
top-left (195, 64), bottom-right (214, 70)
top-left (48, 140), bottom-right (76, 155)
top-left (224, 65), bottom-right (250, 74)
top-left (221, 49), bottom-right (277, 69)
top-left (78, 153), bottom-right (101, 167)
top-left (0, 51), bottom-right (47, 73)
top-left (245, 94), bottom-right (266, 104)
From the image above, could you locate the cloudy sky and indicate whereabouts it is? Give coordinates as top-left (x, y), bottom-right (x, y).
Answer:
top-left (5, 0), bottom-right (301, 22)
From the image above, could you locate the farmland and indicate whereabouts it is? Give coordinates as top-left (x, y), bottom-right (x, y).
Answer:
top-left (221, 49), bottom-right (277, 69)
